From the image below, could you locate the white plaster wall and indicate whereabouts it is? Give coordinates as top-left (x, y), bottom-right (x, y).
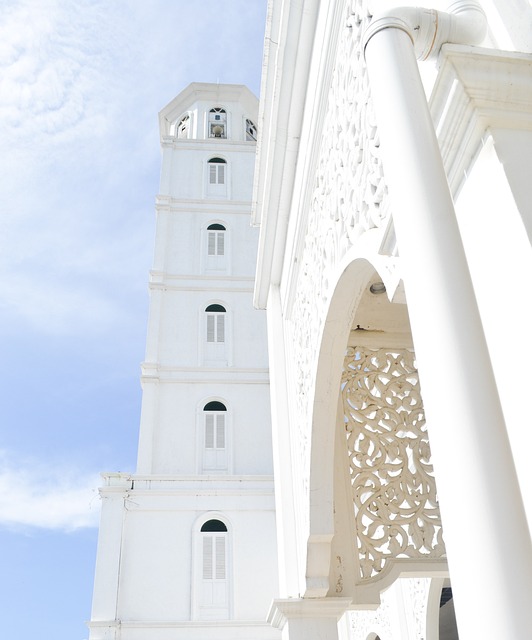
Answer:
top-left (160, 147), bottom-right (254, 202)
top-left (146, 381), bottom-right (273, 475)
top-left (150, 288), bottom-right (267, 367)
top-left (115, 495), bottom-right (278, 622)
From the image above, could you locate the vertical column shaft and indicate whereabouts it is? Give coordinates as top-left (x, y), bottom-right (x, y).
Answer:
top-left (364, 25), bottom-right (532, 638)
top-left (90, 481), bottom-right (128, 621)
top-left (268, 598), bottom-right (351, 640)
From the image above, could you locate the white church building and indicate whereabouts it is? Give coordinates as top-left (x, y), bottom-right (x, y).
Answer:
top-left (89, 1), bottom-right (532, 639)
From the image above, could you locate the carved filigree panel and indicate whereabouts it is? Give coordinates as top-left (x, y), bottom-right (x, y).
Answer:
top-left (342, 347), bottom-right (445, 581)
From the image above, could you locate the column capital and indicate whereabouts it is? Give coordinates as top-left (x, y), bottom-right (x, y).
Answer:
top-left (267, 597), bottom-right (352, 629)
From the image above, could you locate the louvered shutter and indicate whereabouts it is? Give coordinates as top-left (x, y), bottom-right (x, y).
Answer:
top-left (216, 314), bottom-right (225, 342)
top-left (217, 231), bottom-right (225, 256)
top-left (208, 231), bottom-right (216, 255)
top-left (217, 164), bottom-right (225, 184)
top-left (207, 315), bottom-right (215, 342)
top-left (203, 536), bottom-right (213, 579)
top-left (216, 414), bottom-right (225, 449)
top-left (215, 535), bottom-right (226, 579)
top-left (205, 414), bottom-right (215, 448)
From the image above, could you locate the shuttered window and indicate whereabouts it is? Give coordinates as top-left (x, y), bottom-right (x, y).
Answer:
top-left (198, 519), bottom-right (229, 619)
top-left (202, 534), bottom-right (226, 579)
top-left (203, 401), bottom-right (227, 471)
top-left (207, 224), bottom-right (225, 256)
top-left (205, 413), bottom-right (225, 449)
top-left (205, 223), bottom-right (227, 273)
top-left (208, 158), bottom-right (226, 184)
top-left (205, 304), bottom-right (225, 343)
top-left (206, 313), bottom-right (224, 343)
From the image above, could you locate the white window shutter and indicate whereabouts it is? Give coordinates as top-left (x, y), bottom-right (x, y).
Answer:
top-left (207, 315), bottom-right (215, 342)
top-left (208, 231), bottom-right (216, 255)
top-left (218, 164), bottom-right (225, 184)
top-left (209, 164), bottom-right (217, 184)
top-left (215, 535), bottom-right (226, 579)
top-left (205, 415), bottom-right (215, 448)
top-left (203, 536), bottom-right (213, 579)
top-left (216, 414), bottom-right (226, 449)
top-left (216, 315), bottom-right (225, 343)
top-left (217, 231), bottom-right (225, 256)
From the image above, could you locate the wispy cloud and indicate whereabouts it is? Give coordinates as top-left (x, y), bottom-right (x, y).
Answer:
top-left (0, 0), bottom-right (126, 146)
top-left (0, 452), bottom-right (101, 531)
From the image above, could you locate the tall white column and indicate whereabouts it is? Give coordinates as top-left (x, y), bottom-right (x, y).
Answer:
top-left (364, 20), bottom-right (532, 640)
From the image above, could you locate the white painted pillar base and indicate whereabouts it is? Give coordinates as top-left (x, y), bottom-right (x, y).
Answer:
top-left (364, 20), bottom-right (532, 640)
top-left (268, 598), bottom-right (352, 640)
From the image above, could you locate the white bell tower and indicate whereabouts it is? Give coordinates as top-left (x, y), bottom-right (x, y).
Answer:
top-left (88, 83), bottom-right (279, 640)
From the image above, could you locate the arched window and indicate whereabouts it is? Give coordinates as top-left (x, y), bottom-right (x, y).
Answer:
top-left (209, 107), bottom-right (227, 138)
top-left (203, 401), bottom-right (228, 472)
top-left (204, 304), bottom-right (228, 363)
top-left (196, 518), bottom-right (230, 619)
top-left (245, 118), bottom-right (257, 141)
top-left (207, 157), bottom-right (228, 198)
top-left (205, 223), bottom-right (226, 272)
top-left (177, 114), bottom-right (190, 139)
top-left (207, 223), bottom-right (225, 256)
top-left (208, 157), bottom-right (226, 185)
top-left (205, 304), bottom-right (225, 343)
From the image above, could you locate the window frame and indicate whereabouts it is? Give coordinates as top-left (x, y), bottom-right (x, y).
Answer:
top-left (201, 303), bottom-right (231, 366)
top-left (245, 118), bottom-right (257, 141)
top-left (191, 513), bottom-right (233, 620)
top-left (207, 107), bottom-right (228, 139)
top-left (206, 157), bottom-right (229, 198)
top-left (202, 222), bottom-right (229, 274)
top-left (199, 400), bottom-right (231, 474)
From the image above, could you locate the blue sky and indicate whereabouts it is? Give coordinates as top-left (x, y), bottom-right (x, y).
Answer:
top-left (0, 1), bottom-right (266, 638)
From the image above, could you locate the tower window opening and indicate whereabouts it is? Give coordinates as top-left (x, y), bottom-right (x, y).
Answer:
top-left (177, 114), bottom-right (190, 139)
top-left (197, 517), bottom-right (230, 618)
top-left (245, 118), bottom-right (257, 141)
top-left (209, 108), bottom-right (227, 138)
top-left (201, 519), bottom-right (227, 532)
top-left (208, 158), bottom-right (226, 185)
top-left (205, 304), bottom-right (226, 343)
top-left (207, 224), bottom-right (226, 257)
top-left (202, 402), bottom-right (228, 472)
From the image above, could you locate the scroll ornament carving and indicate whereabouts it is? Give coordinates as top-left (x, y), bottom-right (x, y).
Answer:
top-left (343, 347), bottom-right (445, 581)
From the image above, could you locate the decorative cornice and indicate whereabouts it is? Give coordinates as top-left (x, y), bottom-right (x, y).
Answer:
top-left (430, 44), bottom-right (532, 195)
top-left (267, 597), bottom-right (353, 629)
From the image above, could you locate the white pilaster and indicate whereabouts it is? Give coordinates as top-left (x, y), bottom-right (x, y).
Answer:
top-left (268, 598), bottom-right (352, 640)
top-left (90, 476), bottom-right (129, 622)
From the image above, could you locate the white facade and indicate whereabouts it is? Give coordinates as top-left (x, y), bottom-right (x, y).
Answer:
top-left (253, 1), bottom-right (532, 640)
top-left (88, 83), bottom-right (279, 640)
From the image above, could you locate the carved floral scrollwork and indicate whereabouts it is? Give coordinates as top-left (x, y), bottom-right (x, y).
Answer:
top-left (342, 347), bottom-right (445, 581)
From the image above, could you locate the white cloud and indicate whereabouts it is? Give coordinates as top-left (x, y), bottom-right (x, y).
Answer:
top-left (0, 452), bottom-right (101, 531)
top-left (0, 0), bottom-right (125, 145)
